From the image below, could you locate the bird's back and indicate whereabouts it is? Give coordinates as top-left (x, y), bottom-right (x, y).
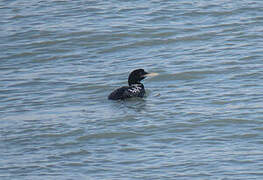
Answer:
top-left (108, 84), bottom-right (145, 100)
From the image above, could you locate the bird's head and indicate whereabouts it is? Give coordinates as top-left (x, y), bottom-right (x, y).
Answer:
top-left (128, 69), bottom-right (158, 86)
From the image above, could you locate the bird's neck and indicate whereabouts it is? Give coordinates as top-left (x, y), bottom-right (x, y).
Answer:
top-left (128, 79), bottom-right (141, 86)
top-left (129, 83), bottom-right (144, 87)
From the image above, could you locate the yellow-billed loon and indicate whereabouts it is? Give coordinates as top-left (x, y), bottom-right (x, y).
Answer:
top-left (108, 69), bottom-right (158, 100)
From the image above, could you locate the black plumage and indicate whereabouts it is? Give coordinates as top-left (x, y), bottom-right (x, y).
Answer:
top-left (108, 69), bottom-right (149, 100)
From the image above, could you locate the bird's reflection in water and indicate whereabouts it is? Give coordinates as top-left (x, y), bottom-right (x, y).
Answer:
top-left (109, 97), bottom-right (147, 115)
top-left (122, 98), bottom-right (147, 113)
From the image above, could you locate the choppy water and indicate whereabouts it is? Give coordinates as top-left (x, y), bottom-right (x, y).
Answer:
top-left (1, 0), bottom-right (263, 179)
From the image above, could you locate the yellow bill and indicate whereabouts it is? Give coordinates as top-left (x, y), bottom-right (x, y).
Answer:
top-left (144, 72), bottom-right (159, 77)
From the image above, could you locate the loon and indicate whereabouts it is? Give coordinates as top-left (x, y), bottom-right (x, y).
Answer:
top-left (108, 69), bottom-right (158, 100)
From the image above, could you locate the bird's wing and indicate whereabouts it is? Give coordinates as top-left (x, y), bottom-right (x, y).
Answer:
top-left (108, 86), bottom-right (129, 100)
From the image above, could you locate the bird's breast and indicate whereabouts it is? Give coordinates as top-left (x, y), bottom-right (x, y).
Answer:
top-left (128, 86), bottom-right (142, 93)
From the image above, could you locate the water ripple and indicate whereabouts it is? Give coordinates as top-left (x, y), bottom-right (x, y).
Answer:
top-left (1, 0), bottom-right (263, 179)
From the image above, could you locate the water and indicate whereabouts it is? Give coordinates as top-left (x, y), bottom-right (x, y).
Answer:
top-left (1, 0), bottom-right (263, 179)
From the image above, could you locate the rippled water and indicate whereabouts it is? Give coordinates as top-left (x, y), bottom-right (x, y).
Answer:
top-left (1, 0), bottom-right (263, 179)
